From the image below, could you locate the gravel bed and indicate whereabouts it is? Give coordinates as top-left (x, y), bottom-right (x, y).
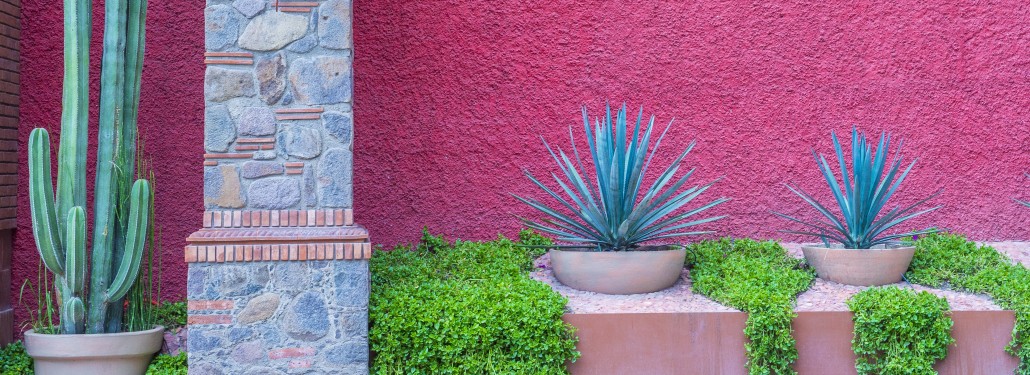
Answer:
top-left (531, 242), bottom-right (1030, 314)
top-left (530, 252), bottom-right (737, 314)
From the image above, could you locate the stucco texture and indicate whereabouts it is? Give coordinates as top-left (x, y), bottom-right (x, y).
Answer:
top-left (10, 1), bottom-right (1030, 328)
top-left (352, 1), bottom-right (1030, 246)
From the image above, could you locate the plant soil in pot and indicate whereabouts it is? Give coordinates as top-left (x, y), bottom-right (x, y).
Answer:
top-left (801, 244), bottom-right (915, 286)
top-left (514, 104), bottom-right (727, 295)
top-left (25, 326), bottom-right (164, 375)
top-left (550, 247), bottom-right (687, 294)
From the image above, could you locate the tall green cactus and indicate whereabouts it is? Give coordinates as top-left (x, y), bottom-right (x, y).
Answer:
top-left (27, 0), bottom-right (149, 335)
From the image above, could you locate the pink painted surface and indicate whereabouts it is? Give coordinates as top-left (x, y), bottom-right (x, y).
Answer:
top-left (352, 1), bottom-right (1030, 246)
top-left (8, 0), bottom-right (1030, 331)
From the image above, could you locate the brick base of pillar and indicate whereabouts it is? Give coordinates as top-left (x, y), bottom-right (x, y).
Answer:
top-left (185, 209), bottom-right (370, 374)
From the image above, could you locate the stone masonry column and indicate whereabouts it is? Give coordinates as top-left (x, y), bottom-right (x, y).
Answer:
top-left (188, 0), bottom-right (369, 373)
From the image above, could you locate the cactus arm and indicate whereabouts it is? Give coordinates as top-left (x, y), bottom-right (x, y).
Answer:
top-left (87, 0), bottom-right (130, 334)
top-left (27, 129), bottom-right (65, 276)
top-left (105, 0), bottom-right (147, 332)
top-left (106, 180), bottom-right (150, 302)
top-left (55, 0), bottom-right (90, 243)
top-left (65, 206), bottom-right (86, 296)
top-left (61, 206), bottom-right (86, 334)
top-left (119, 0), bottom-right (144, 181)
top-left (61, 297), bottom-right (85, 335)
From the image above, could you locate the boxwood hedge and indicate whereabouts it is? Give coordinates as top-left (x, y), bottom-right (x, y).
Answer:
top-left (370, 229), bottom-right (579, 374)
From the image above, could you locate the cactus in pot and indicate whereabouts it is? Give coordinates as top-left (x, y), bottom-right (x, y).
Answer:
top-left (27, 0), bottom-right (149, 335)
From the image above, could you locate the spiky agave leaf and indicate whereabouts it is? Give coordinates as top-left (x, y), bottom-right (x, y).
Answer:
top-left (775, 127), bottom-right (941, 249)
top-left (514, 103), bottom-right (727, 251)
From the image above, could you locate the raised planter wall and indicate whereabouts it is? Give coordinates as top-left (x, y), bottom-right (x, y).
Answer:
top-left (566, 311), bottom-right (1018, 375)
top-left (189, 0), bottom-right (368, 373)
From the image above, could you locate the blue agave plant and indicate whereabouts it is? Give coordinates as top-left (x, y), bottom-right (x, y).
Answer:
top-left (514, 104), bottom-right (728, 251)
top-left (775, 128), bottom-right (941, 249)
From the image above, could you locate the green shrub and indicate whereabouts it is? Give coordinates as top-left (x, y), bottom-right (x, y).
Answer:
top-left (0, 341), bottom-right (33, 375)
top-left (847, 286), bottom-right (954, 375)
top-left (906, 233), bottom-right (1011, 290)
top-left (370, 229), bottom-right (579, 374)
top-left (146, 352), bottom-right (187, 375)
top-left (687, 238), bottom-right (814, 375)
top-left (907, 233), bottom-right (1030, 374)
top-left (151, 301), bottom-right (187, 330)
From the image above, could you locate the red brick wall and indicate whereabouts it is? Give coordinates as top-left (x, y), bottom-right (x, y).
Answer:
top-left (0, 0), bottom-right (16, 346)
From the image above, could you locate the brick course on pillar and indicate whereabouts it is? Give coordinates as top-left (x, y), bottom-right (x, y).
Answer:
top-left (190, 0), bottom-right (366, 373)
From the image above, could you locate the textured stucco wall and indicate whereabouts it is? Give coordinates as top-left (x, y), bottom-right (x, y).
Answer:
top-left (11, 0), bottom-right (1030, 332)
top-left (352, 1), bottom-right (1030, 246)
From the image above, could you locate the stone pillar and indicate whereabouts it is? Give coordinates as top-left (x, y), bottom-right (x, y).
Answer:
top-left (189, 0), bottom-right (367, 373)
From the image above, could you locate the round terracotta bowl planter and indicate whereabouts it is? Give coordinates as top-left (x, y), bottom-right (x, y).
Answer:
top-left (801, 245), bottom-right (916, 286)
top-left (550, 247), bottom-right (686, 295)
top-left (24, 326), bottom-right (164, 375)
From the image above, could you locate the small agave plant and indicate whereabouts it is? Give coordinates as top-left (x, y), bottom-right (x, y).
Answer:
top-left (514, 104), bottom-right (728, 252)
top-left (775, 128), bottom-right (941, 249)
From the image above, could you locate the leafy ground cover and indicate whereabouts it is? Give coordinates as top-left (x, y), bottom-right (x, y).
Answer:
top-left (687, 238), bottom-right (815, 375)
top-left (370, 229), bottom-right (579, 374)
top-left (848, 286), bottom-right (954, 375)
top-left (907, 233), bottom-right (1030, 374)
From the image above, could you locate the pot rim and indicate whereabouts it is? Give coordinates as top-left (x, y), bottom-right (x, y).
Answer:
top-left (24, 325), bottom-right (165, 338)
top-left (550, 245), bottom-right (686, 253)
top-left (801, 244), bottom-right (915, 251)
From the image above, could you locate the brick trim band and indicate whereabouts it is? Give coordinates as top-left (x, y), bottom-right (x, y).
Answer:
top-left (273, 0), bottom-right (320, 12)
top-left (203, 209), bottom-right (354, 228)
top-left (185, 242), bottom-right (371, 263)
top-left (186, 226), bottom-right (369, 244)
top-left (186, 210), bottom-right (369, 263)
top-left (203, 51), bottom-right (254, 66)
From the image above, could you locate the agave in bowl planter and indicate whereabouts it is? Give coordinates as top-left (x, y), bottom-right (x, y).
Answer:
top-left (23, 0), bottom-right (163, 373)
top-left (775, 128), bottom-right (940, 286)
top-left (515, 104), bottom-right (728, 295)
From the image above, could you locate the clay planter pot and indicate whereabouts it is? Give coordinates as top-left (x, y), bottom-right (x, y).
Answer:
top-left (24, 326), bottom-right (164, 375)
top-left (801, 245), bottom-right (916, 286)
top-left (550, 247), bottom-right (686, 294)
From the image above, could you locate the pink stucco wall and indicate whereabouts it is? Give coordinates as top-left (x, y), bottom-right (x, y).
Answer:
top-left (353, 1), bottom-right (1030, 246)
top-left (10, 0), bottom-right (1030, 327)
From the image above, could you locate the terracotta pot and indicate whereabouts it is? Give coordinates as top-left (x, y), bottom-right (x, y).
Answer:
top-left (25, 326), bottom-right (164, 375)
top-left (801, 245), bottom-right (915, 286)
top-left (550, 248), bottom-right (685, 294)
